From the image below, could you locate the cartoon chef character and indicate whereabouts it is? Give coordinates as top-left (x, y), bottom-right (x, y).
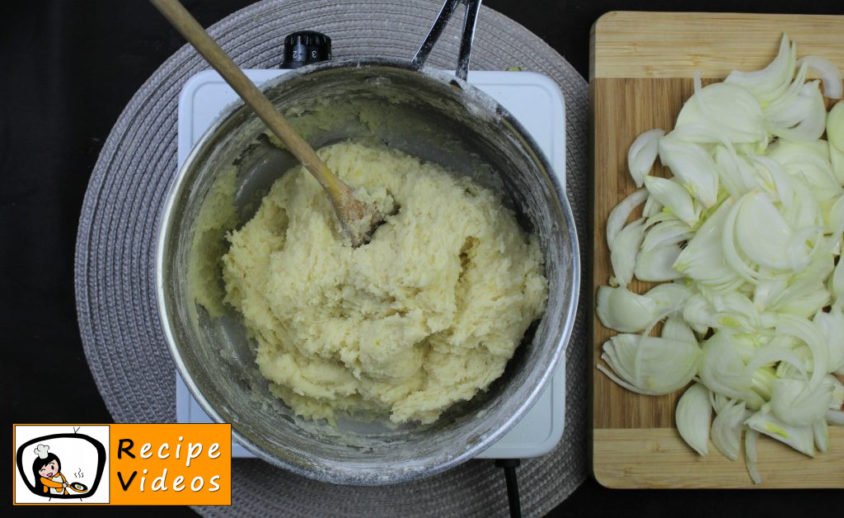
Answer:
top-left (31, 444), bottom-right (68, 496)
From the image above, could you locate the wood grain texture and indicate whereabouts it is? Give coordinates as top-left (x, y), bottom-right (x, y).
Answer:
top-left (592, 77), bottom-right (693, 431)
top-left (594, 428), bottom-right (844, 489)
top-left (592, 11), bottom-right (844, 79)
top-left (591, 11), bottom-right (844, 488)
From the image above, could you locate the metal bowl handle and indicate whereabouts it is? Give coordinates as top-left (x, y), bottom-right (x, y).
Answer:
top-left (410, 0), bottom-right (482, 81)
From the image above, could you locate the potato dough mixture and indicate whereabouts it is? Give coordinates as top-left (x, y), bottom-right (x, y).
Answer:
top-left (221, 141), bottom-right (547, 424)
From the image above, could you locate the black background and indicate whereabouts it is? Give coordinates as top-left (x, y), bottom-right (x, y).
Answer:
top-left (3, 0), bottom-right (843, 516)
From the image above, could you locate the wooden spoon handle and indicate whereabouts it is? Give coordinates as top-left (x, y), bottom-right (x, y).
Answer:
top-left (150, 0), bottom-right (351, 202)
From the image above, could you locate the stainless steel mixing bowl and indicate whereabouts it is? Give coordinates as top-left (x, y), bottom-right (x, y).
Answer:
top-left (155, 1), bottom-right (579, 485)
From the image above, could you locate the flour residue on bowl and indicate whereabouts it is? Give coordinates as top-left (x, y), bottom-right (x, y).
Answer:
top-left (220, 140), bottom-right (548, 425)
top-left (187, 165), bottom-right (238, 318)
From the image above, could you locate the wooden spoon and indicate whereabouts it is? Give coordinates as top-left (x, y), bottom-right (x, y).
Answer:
top-left (151, 0), bottom-right (383, 246)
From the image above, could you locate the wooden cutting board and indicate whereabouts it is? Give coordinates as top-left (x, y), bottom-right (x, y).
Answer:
top-left (591, 11), bottom-right (844, 489)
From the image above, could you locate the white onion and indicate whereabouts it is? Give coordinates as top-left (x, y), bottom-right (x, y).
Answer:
top-left (596, 286), bottom-right (657, 333)
top-left (798, 55), bottom-right (843, 99)
top-left (814, 419), bottom-right (830, 453)
top-left (828, 102), bottom-right (844, 151)
top-left (827, 410), bottom-right (844, 425)
top-left (726, 34), bottom-right (795, 105)
top-left (597, 34), bottom-right (844, 484)
top-left (745, 410), bottom-right (815, 457)
top-left (643, 176), bottom-right (700, 226)
top-left (745, 430), bottom-right (762, 484)
top-left (606, 189), bottom-right (647, 248)
top-left (627, 129), bottom-right (665, 187)
top-left (609, 218), bottom-right (645, 287)
top-left (658, 136), bottom-right (720, 207)
top-left (711, 400), bottom-right (747, 460)
top-left (676, 383), bottom-right (712, 456)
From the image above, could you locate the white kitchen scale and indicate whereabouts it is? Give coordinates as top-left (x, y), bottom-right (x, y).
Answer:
top-left (176, 68), bottom-right (566, 460)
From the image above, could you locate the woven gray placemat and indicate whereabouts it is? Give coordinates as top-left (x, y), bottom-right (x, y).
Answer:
top-left (74, 1), bottom-right (589, 515)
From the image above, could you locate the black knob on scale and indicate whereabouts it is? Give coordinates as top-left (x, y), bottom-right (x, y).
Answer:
top-left (281, 31), bottom-right (332, 69)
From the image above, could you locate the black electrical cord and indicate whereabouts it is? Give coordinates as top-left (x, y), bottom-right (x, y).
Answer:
top-left (495, 458), bottom-right (522, 518)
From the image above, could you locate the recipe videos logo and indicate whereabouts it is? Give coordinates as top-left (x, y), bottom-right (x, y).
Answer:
top-left (13, 424), bottom-right (231, 506)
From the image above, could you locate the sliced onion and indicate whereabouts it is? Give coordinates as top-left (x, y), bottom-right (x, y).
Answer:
top-left (676, 383), bottom-right (712, 456)
top-left (642, 195), bottom-right (664, 218)
top-left (726, 34), bottom-right (795, 105)
top-left (745, 430), bottom-right (762, 484)
top-left (645, 283), bottom-right (694, 314)
top-left (643, 176), bottom-right (700, 226)
top-left (711, 292), bottom-right (762, 334)
top-left (813, 308), bottom-right (844, 372)
top-left (597, 35), bottom-right (844, 482)
top-left (829, 144), bottom-right (844, 189)
top-left (721, 194), bottom-right (765, 283)
top-left (753, 278), bottom-right (787, 310)
top-left (641, 219), bottom-right (692, 252)
top-left (673, 200), bottom-right (743, 291)
top-left (823, 192), bottom-right (844, 239)
top-left (770, 377), bottom-right (833, 426)
top-left (714, 145), bottom-right (755, 197)
top-left (767, 78), bottom-right (827, 141)
top-left (814, 418), bottom-right (829, 453)
top-left (600, 334), bottom-right (701, 395)
top-left (832, 253), bottom-right (844, 304)
top-left (827, 410), bottom-right (844, 425)
top-left (677, 81), bottom-right (766, 144)
top-left (628, 129), bottom-right (665, 187)
top-left (828, 102), bottom-right (844, 152)
top-left (776, 314), bottom-right (829, 389)
top-left (747, 343), bottom-right (807, 379)
top-left (745, 409), bottom-right (815, 457)
top-left (767, 139), bottom-right (840, 203)
top-left (699, 331), bottom-right (758, 406)
top-left (596, 286), bottom-right (657, 333)
top-left (658, 136), bottom-right (720, 208)
top-left (606, 189), bottom-right (647, 248)
top-left (682, 294), bottom-right (716, 335)
top-left (610, 218), bottom-right (645, 287)
top-left (772, 284), bottom-right (831, 321)
top-left (829, 374), bottom-right (844, 409)
top-left (734, 191), bottom-right (799, 271)
top-left (798, 55), bottom-right (843, 99)
top-left (661, 314), bottom-right (698, 344)
top-left (634, 245), bottom-right (684, 282)
top-left (711, 400), bottom-right (747, 461)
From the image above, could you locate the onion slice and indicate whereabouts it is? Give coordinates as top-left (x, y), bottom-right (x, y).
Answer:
top-left (711, 400), bottom-right (747, 461)
top-left (676, 383), bottom-right (712, 456)
top-left (597, 34), bottom-right (844, 484)
top-left (798, 55), bottom-right (843, 99)
top-left (606, 189), bottom-right (647, 248)
top-left (628, 129), bottom-right (665, 187)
